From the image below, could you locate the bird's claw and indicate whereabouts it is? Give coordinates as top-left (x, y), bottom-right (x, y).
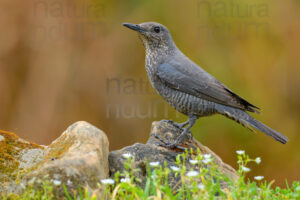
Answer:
top-left (165, 142), bottom-right (187, 150)
top-left (157, 141), bottom-right (187, 151)
top-left (154, 133), bottom-right (187, 150)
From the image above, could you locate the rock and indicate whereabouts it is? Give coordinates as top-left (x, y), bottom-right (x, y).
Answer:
top-left (0, 130), bottom-right (44, 191)
top-left (0, 121), bottom-right (109, 198)
top-left (109, 120), bottom-right (238, 189)
top-left (1, 120), bottom-right (237, 197)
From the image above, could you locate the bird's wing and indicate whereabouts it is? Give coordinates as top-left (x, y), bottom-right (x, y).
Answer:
top-left (156, 61), bottom-right (259, 113)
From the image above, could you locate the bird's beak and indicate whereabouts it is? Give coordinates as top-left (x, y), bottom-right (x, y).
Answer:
top-left (123, 23), bottom-right (145, 33)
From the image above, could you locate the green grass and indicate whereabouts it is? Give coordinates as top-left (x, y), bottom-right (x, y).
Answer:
top-left (2, 149), bottom-right (300, 200)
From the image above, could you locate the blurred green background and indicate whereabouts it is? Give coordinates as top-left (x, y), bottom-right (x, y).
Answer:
top-left (0, 0), bottom-right (299, 186)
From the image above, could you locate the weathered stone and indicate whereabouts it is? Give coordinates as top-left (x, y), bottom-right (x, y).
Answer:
top-left (0, 121), bottom-right (109, 198)
top-left (109, 120), bottom-right (238, 189)
top-left (1, 119), bottom-right (238, 197)
top-left (0, 130), bottom-right (43, 192)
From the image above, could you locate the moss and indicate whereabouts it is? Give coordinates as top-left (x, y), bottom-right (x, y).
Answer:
top-left (12, 134), bottom-right (74, 184)
top-left (5, 193), bottom-right (21, 200)
top-left (0, 130), bottom-right (43, 183)
top-left (43, 135), bottom-right (73, 161)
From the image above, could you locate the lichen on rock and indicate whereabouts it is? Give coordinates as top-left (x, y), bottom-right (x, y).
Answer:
top-left (0, 121), bottom-right (109, 198)
top-left (0, 130), bottom-right (43, 186)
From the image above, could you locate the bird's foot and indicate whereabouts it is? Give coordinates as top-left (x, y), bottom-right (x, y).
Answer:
top-left (154, 130), bottom-right (189, 151)
top-left (157, 138), bottom-right (187, 151)
top-left (164, 140), bottom-right (186, 150)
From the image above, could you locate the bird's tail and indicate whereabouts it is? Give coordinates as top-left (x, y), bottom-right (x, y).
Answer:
top-left (216, 105), bottom-right (288, 144)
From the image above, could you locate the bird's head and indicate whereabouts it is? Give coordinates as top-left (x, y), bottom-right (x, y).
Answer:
top-left (123, 22), bottom-right (176, 52)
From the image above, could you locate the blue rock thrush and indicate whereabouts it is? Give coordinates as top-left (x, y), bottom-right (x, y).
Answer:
top-left (123, 22), bottom-right (288, 148)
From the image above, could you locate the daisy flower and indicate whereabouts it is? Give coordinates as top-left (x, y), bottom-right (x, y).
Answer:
top-left (120, 178), bottom-right (131, 183)
top-left (203, 154), bottom-right (211, 159)
top-left (186, 171), bottom-right (199, 177)
top-left (241, 166), bottom-right (251, 172)
top-left (202, 158), bottom-right (212, 164)
top-left (255, 157), bottom-right (261, 164)
top-left (254, 176), bottom-right (264, 181)
top-left (101, 179), bottom-right (115, 185)
top-left (52, 180), bottom-right (61, 186)
top-left (122, 153), bottom-right (132, 159)
top-left (149, 161), bottom-right (160, 167)
top-left (170, 166), bottom-right (181, 171)
top-left (189, 159), bottom-right (198, 165)
top-left (236, 150), bottom-right (245, 155)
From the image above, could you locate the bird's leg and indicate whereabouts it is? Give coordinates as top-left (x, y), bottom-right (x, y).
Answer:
top-left (167, 115), bottom-right (197, 148)
top-left (157, 115), bottom-right (198, 149)
top-left (161, 119), bottom-right (189, 129)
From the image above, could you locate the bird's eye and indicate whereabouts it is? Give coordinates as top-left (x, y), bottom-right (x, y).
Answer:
top-left (153, 26), bottom-right (160, 33)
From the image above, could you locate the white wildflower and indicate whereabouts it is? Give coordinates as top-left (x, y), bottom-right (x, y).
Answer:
top-left (202, 158), bottom-right (212, 164)
top-left (254, 176), bottom-right (264, 181)
top-left (170, 166), bottom-right (180, 171)
top-left (149, 161), bottom-right (160, 167)
top-left (122, 153), bottom-right (132, 159)
top-left (241, 166), bottom-right (251, 172)
top-left (101, 179), bottom-right (115, 185)
top-left (198, 184), bottom-right (205, 190)
top-left (255, 157), bottom-right (261, 164)
top-left (203, 154), bottom-right (211, 159)
top-left (186, 171), bottom-right (199, 177)
top-left (120, 178), bottom-right (130, 183)
top-left (236, 150), bottom-right (245, 155)
top-left (189, 159), bottom-right (198, 165)
top-left (52, 180), bottom-right (61, 186)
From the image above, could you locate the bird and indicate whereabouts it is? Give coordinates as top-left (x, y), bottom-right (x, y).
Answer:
top-left (122, 22), bottom-right (288, 148)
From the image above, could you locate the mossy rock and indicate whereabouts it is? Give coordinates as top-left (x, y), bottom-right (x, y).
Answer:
top-left (0, 121), bottom-right (109, 198)
top-left (0, 130), bottom-right (43, 189)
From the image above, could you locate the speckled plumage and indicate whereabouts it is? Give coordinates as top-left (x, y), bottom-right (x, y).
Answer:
top-left (123, 22), bottom-right (288, 146)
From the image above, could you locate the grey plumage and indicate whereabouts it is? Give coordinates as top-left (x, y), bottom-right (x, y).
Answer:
top-left (123, 22), bottom-right (288, 146)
